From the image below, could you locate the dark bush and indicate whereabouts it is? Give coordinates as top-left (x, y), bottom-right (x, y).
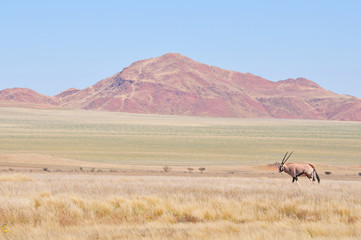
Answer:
top-left (163, 166), bottom-right (172, 173)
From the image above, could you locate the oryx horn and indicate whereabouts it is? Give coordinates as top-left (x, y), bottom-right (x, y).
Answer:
top-left (283, 151), bottom-right (293, 164)
top-left (281, 152), bottom-right (289, 164)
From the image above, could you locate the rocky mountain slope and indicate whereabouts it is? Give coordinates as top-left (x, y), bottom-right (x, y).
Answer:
top-left (0, 88), bottom-right (59, 108)
top-left (1, 53), bottom-right (361, 121)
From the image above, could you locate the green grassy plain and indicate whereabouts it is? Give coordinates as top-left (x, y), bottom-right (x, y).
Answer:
top-left (0, 107), bottom-right (360, 166)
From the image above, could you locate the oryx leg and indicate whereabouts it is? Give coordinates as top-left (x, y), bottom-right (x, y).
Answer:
top-left (305, 172), bottom-right (313, 183)
top-left (292, 176), bottom-right (300, 185)
top-left (294, 171), bottom-right (305, 185)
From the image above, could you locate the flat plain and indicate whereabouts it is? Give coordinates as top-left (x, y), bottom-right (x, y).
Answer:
top-left (0, 107), bottom-right (361, 239)
top-left (1, 107), bottom-right (360, 166)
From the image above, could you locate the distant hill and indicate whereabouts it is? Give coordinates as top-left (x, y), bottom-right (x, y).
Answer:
top-left (0, 88), bottom-right (59, 108)
top-left (1, 53), bottom-right (361, 121)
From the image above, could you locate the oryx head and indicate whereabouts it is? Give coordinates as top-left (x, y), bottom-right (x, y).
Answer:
top-left (279, 151), bottom-right (293, 173)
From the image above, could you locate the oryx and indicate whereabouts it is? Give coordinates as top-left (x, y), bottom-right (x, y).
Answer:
top-left (278, 151), bottom-right (320, 184)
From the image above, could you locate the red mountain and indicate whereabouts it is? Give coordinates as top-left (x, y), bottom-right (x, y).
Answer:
top-left (0, 88), bottom-right (59, 108)
top-left (1, 53), bottom-right (361, 121)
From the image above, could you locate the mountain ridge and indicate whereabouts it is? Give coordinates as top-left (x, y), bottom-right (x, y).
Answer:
top-left (1, 53), bottom-right (361, 121)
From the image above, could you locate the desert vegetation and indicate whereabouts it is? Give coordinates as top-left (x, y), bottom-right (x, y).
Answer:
top-left (163, 165), bottom-right (172, 173)
top-left (1, 108), bottom-right (361, 239)
top-left (0, 173), bottom-right (360, 239)
top-left (1, 108), bottom-right (361, 166)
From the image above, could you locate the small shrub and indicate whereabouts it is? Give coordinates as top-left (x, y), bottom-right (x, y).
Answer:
top-left (358, 172), bottom-right (361, 176)
top-left (199, 167), bottom-right (206, 174)
top-left (325, 171), bottom-right (332, 175)
top-left (163, 166), bottom-right (172, 173)
top-left (187, 167), bottom-right (194, 173)
top-left (43, 168), bottom-right (49, 172)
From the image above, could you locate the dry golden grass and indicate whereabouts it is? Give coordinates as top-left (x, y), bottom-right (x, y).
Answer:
top-left (0, 173), bottom-right (32, 182)
top-left (0, 173), bottom-right (360, 239)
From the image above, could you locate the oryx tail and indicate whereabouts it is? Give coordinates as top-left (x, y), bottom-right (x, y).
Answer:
top-left (309, 163), bottom-right (320, 183)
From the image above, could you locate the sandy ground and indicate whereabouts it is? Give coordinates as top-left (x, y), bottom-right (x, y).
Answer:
top-left (1, 153), bottom-right (360, 182)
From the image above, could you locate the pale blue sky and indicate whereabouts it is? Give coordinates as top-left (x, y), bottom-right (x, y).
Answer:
top-left (1, 1), bottom-right (361, 97)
